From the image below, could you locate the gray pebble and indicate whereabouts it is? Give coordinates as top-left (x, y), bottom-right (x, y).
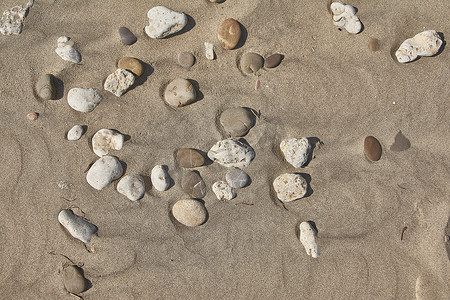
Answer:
top-left (178, 52), bottom-right (195, 68)
top-left (240, 53), bottom-right (264, 74)
top-left (226, 169), bottom-right (250, 188)
top-left (36, 74), bottom-right (55, 100)
top-left (118, 27), bottom-right (137, 45)
top-left (181, 171), bottom-right (206, 198)
top-left (264, 53), bottom-right (282, 68)
top-left (220, 107), bottom-right (255, 137)
top-left (63, 265), bottom-right (89, 294)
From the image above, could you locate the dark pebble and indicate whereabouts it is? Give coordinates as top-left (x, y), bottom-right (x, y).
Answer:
top-left (264, 53), bottom-right (282, 68)
top-left (177, 148), bottom-right (205, 168)
top-left (118, 27), bottom-right (137, 45)
top-left (181, 171), bottom-right (206, 198)
top-left (364, 136), bottom-right (382, 161)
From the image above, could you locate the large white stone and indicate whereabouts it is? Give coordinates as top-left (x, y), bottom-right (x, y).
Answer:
top-left (151, 165), bottom-right (170, 192)
top-left (0, 0), bottom-right (33, 35)
top-left (280, 138), bottom-right (310, 168)
top-left (273, 173), bottom-right (307, 202)
top-left (58, 209), bottom-right (98, 243)
top-left (330, 2), bottom-right (362, 34)
top-left (92, 129), bottom-right (124, 157)
top-left (207, 138), bottom-right (255, 168)
top-left (67, 88), bottom-right (102, 113)
top-left (104, 69), bottom-right (135, 97)
top-left (144, 6), bottom-right (187, 39)
top-left (117, 174), bottom-right (145, 201)
top-left (212, 181), bottom-right (235, 200)
top-left (395, 30), bottom-right (443, 63)
top-left (67, 125), bottom-right (84, 141)
top-left (86, 156), bottom-right (123, 190)
top-left (55, 36), bottom-right (81, 63)
top-left (299, 222), bottom-right (319, 258)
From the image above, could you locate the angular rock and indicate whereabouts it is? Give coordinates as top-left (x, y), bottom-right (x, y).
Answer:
top-left (364, 136), bottom-right (382, 161)
top-left (280, 138), bottom-right (310, 168)
top-left (217, 18), bottom-right (241, 50)
top-left (92, 129), bottom-right (124, 157)
top-left (172, 199), bottom-right (207, 227)
top-left (67, 125), bottom-right (84, 141)
top-left (390, 130), bottom-right (411, 152)
top-left (0, 1), bottom-right (33, 35)
top-left (144, 6), bottom-right (187, 39)
top-left (55, 36), bottom-right (81, 63)
top-left (164, 78), bottom-right (196, 107)
top-left (208, 138), bottom-right (255, 168)
top-left (86, 155), bottom-right (123, 190)
top-left (58, 209), bottom-right (98, 243)
top-left (181, 171), bottom-right (206, 198)
top-left (178, 52), bottom-right (195, 68)
top-left (104, 69), bottom-right (135, 97)
top-left (395, 30), bottom-right (443, 63)
top-left (212, 181), bottom-right (235, 201)
top-left (299, 222), bottom-right (319, 258)
top-left (220, 107), bottom-right (255, 137)
top-left (273, 173), bottom-right (308, 202)
top-left (226, 169), bottom-right (250, 188)
top-left (330, 2), bottom-right (362, 34)
top-left (117, 57), bottom-right (143, 77)
top-left (265, 54), bottom-right (282, 68)
top-left (151, 165), bottom-right (170, 192)
top-left (240, 53), bottom-right (264, 74)
top-left (67, 88), bottom-right (103, 113)
top-left (204, 42), bottom-right (215, 60)
top-left (63, 265), bottom-right (89, 294)
top-left (117, 174), bottom-right (145, 201)
top-left (36, 74), bottom-right (55, 100)
top-left (176, 148), bottom-right (205, 168)
top-left (118, 26), bottom-right (137, 45)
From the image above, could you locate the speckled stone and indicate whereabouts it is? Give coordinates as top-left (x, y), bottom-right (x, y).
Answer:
top-left (181, 171), bottom-right (206, 198)
top-left (178, 52), bottom-right (195, 68)
top-left (117, 57), bottom-right (143, 77)
top-left (264, 53), bottom-right (282, 68)
top-left (273, 173), bottom-right (308, 202)
top-left (172, 199), bottom-right (207, 227)
top-left (176, 148), bottom-right (205, 168)
top-left (364, 136), bottom-right (382, 161)
top-left (240, 53), bottom-right (264, 74)
top-left (63, 265), bottom-right (89, 294)
top-left (217, 18), bottom-right (241, 50)
top-left (118, 27), bottom-right (137, 45)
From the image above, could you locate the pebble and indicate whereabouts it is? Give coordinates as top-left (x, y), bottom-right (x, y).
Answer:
top-left (264, 54), bottom-right (282, 68)
top-left (364, 136), bottom-right (382, 161)
top-left (151, 165), bottom-right (170, 192)
top-left (63, 265), bottom-right (89, 294)
top-left (273, 173), bottom-right (308, 202)
top-left (144, 6), bottom-right (187, 39)
top-left (36, 74), bottom-right (55, 100)
top-left (67, 125), bottom-right (84, 141)
top-left (299, 222), bottom-right (319, 258)
top-left (117, 174), bottom-right (145, 201)
top-left (86, 155), bottom-right (123, 190)
top-left (217, 18), bottom-right (241, 50)
top-left (181, 171), bottom-right (206, 198)
top-left (92, 129), bottom-right (124, 157)
top-left (240, 53), bottom-right (264, 74)
top-left (390, 130), bottom-right (411, 152)
top-left (26, 112), bottom-right (38, 121)
top-left (172, 199), bottom-right (207, 227)
top-left (118, 27), bottom-right (137, 45)
top-left (204, 42), bottom-right (215, 60)
top-left (164, 78), bottom-right (196, 107)
top-left (280, 137), bottom-right (310, 168)
top-left (226, 169), bottom-right (250, 188)
top-left (178, 52), bottom-right (195, 68)
top-left (117, 57), bottom-right (143, 77)
top-left (368, 38), bottom-right (379, 52)
top-left (67, 88), bottom-right (103, 113)
top-left (104, 69), bottom-right (135, 97)
top-left (396, 30), bottom-right (443, 63)
top-left (220, 107), bottom-right (256, 137)
top-left (176, 148), bottom-right (205, 168)
top-left (0, 1), bottom-right (33, 35)
top-left (55, 36), bottom-right (81, 63)
top-left (58, 209), bottom-right (98, 243)
top-left (330, 2), bottom-right (362, 34)
top-left (208, 138), bottom-right (255, 168)
top-left (212, 181), bottom-right (235, 201)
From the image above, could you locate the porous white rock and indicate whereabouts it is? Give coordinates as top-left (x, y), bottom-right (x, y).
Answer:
top-left (395, 30), bottom-right (443, 63)
top-left (273, 173), bottom-right (308, 202)
top-left (151, 165), bottom-right (170, 192)
top-left (117, 174), bottom-right (145, 201)
top-left (205, 42), bottom-right (215, 60)
top-left (280, 138), bottom-right (310, 168)
top-left (67, 125), bottom-right (84, 141)
top-left (58, 209), bottom-right (98, 243)
top-left (330, 2), bottom-right (362, 34)
top-left (299, 222), bottom-right (319, 258)
top-left (0, 0), bottom-right (33, 35)
top-left (207, 138), bottom-right (255, 168)
top-left (92, 129), bottom-right (124, 157)
top-left (212, 181), bottom-right (235, 201)
top-left (144, 6), bottom-right (187, 39)
top-left (104, 69), bottom-right (135, 97)
top-left (55, 36), bottom-right (81, 63)
top-left (67, 88), bottom-right (102, 113)
top-left (86, 155), bottom-right (123, 190)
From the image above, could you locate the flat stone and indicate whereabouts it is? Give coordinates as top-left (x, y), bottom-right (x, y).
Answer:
top-left (364, 136), bottom-right (382, 161)
top-left (217, 18), bottom-right (241, 50)
top-left (164, 78), bottom-right (196, 107)
top-left (280, 137), bottom-right (310, 168)
top-left (330, 2), bottom-right (362, 34)
top-left (145, 6), bottom-right (187, 39)
top-left (67, 88), bottom-right (103, 113)
top-left (55, 36), bottom-right (81, 63)
top-left (273, 173), bottom-right (308, 202)
top-left (207, 138), bottom-right (255, 168)
top-left (63, 265), bottom-right (89, 294)
top-left (104, 69), bottom-right (135, 97)
top-left (117, 57), bottom-right (143, 77)
top-left (151, 165), bottom-right (170, 192)
top-left (0, 1), bottom-right (33, 35)
top-left (299, 222), bottom-right (319, 258)
top-left (117, 174), bottom-right (145, 201)
top-left (212, 181), bottom-right (235, 200)
top-left (176, 148), bottom-right (205, 168)
top-left (67, 125), bottom-right (84, 141)
top-left (92, 129), bottom-right (124, 157)
top-left (204, 42), bottom-right (215, 60)
top-left (240, 53), bottom-right (264, 74)
top-left (36, 74), bottom-right (55, 100)
top-left (86, 155), bottom-right (123, 190)
top-left (178, 52), bottom-right (195, 68)
top-left (396, 30), bottom-right (443, 63)
top-left (58, 209), bottom-right (98, 243)
top-left (368, 38), bottom-right (379, 52)
top-left (265, 54), bottom-right (282, 68)
top-left (118, 27), bottom-right (137, 45)
top-left (226, 169), bottom-right (250, 188)
top-left (220, 107), bottom-right (255, 137)
top-left (181, 171), bottom-right (206, 198)
top-left (172, 199), bottom-right (207, 227)
top-left (390, 131), bottom-right (411, 152)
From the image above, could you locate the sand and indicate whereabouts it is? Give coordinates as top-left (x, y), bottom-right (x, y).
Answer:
top-left (0, 0), bottom-right (449, 299)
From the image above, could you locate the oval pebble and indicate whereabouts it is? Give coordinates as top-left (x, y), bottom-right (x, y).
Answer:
top-left (117, 57), bottom-right (143, 77)
top-left (26, 112), bottom-right (38, 120)
top-left (117, 174), bottom-right (145, 201)
top-left (164, 78), bottom-right (196, 107)
top-left (181, 171), bottom-right (206, 198)
top-left (36, 74), bottom-right (55, 100)
top-left (368, 38), bottom-right (379, 52)
top-left (220, 107), bottom-right (255, 137)
top-left (67, 125), bottom-right (84, 141)
top-left (178, 52), bottom-right (195, 68)
top-left (264, 54), bottom-right (282, 68)
top-left (226, 169), bottom-right (250, 188)
top-left (86, 156), bottom-right (123, 190)
top-left (64, 265), bottom-right (89, 294)
top-left (217, 18), bottom-right (241, 50)
top-left (118, 27), bottom-right (137, 45)
top-left (58, 209), bottom-right (98, 243)
top-left (364, 136), bottom-right (382, 161)
top-left (207, 138), bottom-right (255, 168)
top-left (151, 165), bottom-right (171, 192)
top-left (176, 148), bottom-right (205, 168)
top-left (240, 53), bottom-right (264, 74)
top-left (67, 88), bottom-right (103, 113)
top-left (172, 199), bottom-right (207, 227)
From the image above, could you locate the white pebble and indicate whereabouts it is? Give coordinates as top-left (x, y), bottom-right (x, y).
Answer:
top-left (207, 138), bottom-right (255, 168)
top-left (55, 36), bottom-right (81, 63)
top-left (58, 209), bottom-right (98, 243)
top-left (92, 129), bottom-right (124, 157)
top-left (395, 30), bottom-right (443, 63)
top-left (104, 69), bottom-right (135, 97)
top-left (273, 173), bottom-right (307, 202)
top-left (86, 156), bottom-right (123, 190)
top-left (204, 42), bottom-right (215, 60)
top-left (0, 1), bottom-right (33, 35)
top-left (280, 138), bottom-right (310, 168)
top-left (145, 6), bottom-right (187, 39)
top-left (330, 2), bottom-right (362, 34)
top-left (299, 222), bottom-right (319, 258)
top-left (117, 174), bottom-right (145, 201)
top-left (212, 181), bottom-right (235, 200)
top-left (67, 125), bottom-right (84, 141)
top-left (151, 165), bottom-right (170, 192)
top-left (67, 88), bottom-right (102, 113)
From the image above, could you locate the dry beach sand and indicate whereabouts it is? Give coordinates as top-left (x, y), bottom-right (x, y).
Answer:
top-left (0, 0), bottom-right (449, 299)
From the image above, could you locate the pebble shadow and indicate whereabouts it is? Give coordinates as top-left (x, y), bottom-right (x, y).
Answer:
top-left (165, 14), bottom-right (196, 39)
top-left (234, 21), bottom-right (248, 50)
top-left (304, 137), bottom-right (321, 167)
top-left (435, 32), bottom-right (446, 56)
top-left (127, 60), bottom-right (154, 93)
top-left (188, 79), bottom-right (204, 104)
top-left (53, 75), bottom-right (64, 100)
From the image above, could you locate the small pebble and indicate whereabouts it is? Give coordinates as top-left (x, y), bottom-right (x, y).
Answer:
top-left (217, 18), bottom-right (241, 50)
top-left (118, 27), bottom-right (137, 45)
top-left (172, 199), bottom-right (207, 227)
top-left (117, 57), bottom-right (143, 77)
top-left (67, 88), bottom-right (103, 113)
top-left (390, 131), bottom-right (411, 152)
top-left (226, 169), bottom-right (250, 188)
top-left (104, 69), bottom-right (135, 97)
top-left (240, 53), bottom-right (264, 74)
top-left (204, 42), bottom-right (215, 60)
top-left (181, 171), bottom-right (206, 198)
top-left (63, 265), bottom-right (89, 294)
top-left (151, 165), bottom-right (171, 192)
top-left (273, 173), bottom-right (308, 202)
top-left (55, 36), bottom-right (81, 63)
top-left (144, 6), bottom-right (187, 39)
top-left (36, 74), bottom-right (55, 100)
top-left (212, 181), bottom-right (235, 200)
top-left (299, 222), bottom-right (319, 258)
top-left (117, 174), bottom-right (145, 201)
top-left (178, 52), bottom-right (195, 68)
top-left (86, 155), bottom-right (123, 190)
top-left (364, 136), bottom-right (382, 161)
top-left (58, 209), bottom-right (98, 243)
top-left (26, 112), bottom-right (38, 120)
top-left (164, 78), bottom-right (196, 107)
top-left (264, 54), bottom-right (282, 68)
top-left (280, 137), bottom-right (310, 168)
top-left (368, 38), bottom-right (379, 52)
top-left (92, 129), bottom-right (124, 157)
top-left (176, 148), bottom-right (205, 168)
top-left (207, 138), bottom-right (255, 168)
top-left (220, 107), bottom-right (256, 137)
top-left (67, 125), bottom-right (84, 141)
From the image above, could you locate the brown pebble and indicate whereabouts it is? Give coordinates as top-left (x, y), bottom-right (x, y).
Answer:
top-left (117, 57), bottom-right (143, 77)
top-left (181, 171), bottom-right (206, 198)
top-left (390, 130), bottom-right (411, 151)
top-left (178, 52), bottom-right (195, 68)
top-left (220, 107), bottom-right (256, 137)
top-left (240, 53), bottom-right (264, 74)
top-left (176, 148), bottom-right (205, 168)
top-left (63, 265), bottom-right (89, 294)
top-left (27, 112), bottom-right (38, 120)
top-left (368, 38), bottom-right (379, 52)
top-left (217, 18), bottom-right (241, 50)
top-left (264, 53), bottom-right (282, 68)
top-left (364, 136), bottom-right (382, 161)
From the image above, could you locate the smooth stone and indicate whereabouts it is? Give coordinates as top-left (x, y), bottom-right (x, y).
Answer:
top-left (86, 155), bottom-right (123, 190)
top-left (63, 265), bottom-right (89, 294)
top-left (172, 199), bottom-right (207, 227)
top-left (181, 171), bottom-right (206, 198)
top-left (178, 52), bottom-right (195, 68)
top-left (207, 138), bottom-right (255, 168)
top-left (225, 169), bottom-right (250, 188)
top-left (273, 173), bottom-right (308, 202)
top-left (330, 2), bottom-right (362, 34)
top-left (144, 6), bottom-right (187, 39)
top-left (36, 74), bottom-right (55, 100)
top-left (364, 136), bottom-right (382, 161)
top-left (58, 209), bottom-right (98, 243)
top-left (176, 148), bottom-right (205, 168)
top-left (104, 69), bottom-right (135, 97)
top-left (67, 88), bottom-right (103, 113)
top-left (396, 30), bottom-right (443, 63)
top-left (299, 222), bottom-right (319, 258)
top-left (117, 57), bottom-right (143, 77)
top-left (217, 18), bottom-right (241, 50)
top-left (204, 42), bottom-right (215, 60)
top-left (92, 129), bottom-right (124, 157)
top-left (67, 125), bottom-right (84, 141)
top-left (390, 131), bottom-right (411, 151)
top-left (151, 165), bottom-right (170, 192)
top-left (55, 36), bottom-right (81, 63)
top-left (118, 27), bottom-right (137, 45)
top-left (164, 78), bottom-right (196, 107)
top-left (220, 107), bottom-right (255, 137)
top-left (368, 38), bottom-right (379, 52)
top-left (0, 1), bottom-right (33, 35)
top-left (212, 181), bottom-right (235, 201)
top-left (280, 137), bottom-right (310, 168)
top-left (117, 174), bottom-right (145, 201)
top-left (26, 112), bottom-right (38, 121)
top-left (240, 53), bottom-right (264, 74)
top-left (264, 54), bottom-right (282, 68)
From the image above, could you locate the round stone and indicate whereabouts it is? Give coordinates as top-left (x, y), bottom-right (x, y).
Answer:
top-left (364, 136), bottom-right (382, 161)
top-left (64, 265), bottom-right (89, 294)
top-left (67, 125), bottom-right (84, 141)
top-left (117, 174), bottom-right (145, 201)
top-left (264, 53), bottom-right (282, 68)
top-left (117, 57), bottom-right (143, 77)
top-left (176, 148), bottom-right (205, 168)
top-left (220, 107), bottom-right (255, 137)
top-left (178, 52), bottom-right (195, 68)
top-left (273, 173), bottom-right (308, 202)
top-left (164, 78), bottom-right (196, 107)
top-left (181, 171), bottom-right (206, 198)
top-left (118, 27), bottom-right (137, 45)
top-left (36, 74), bottom-right (55, 100)
top-left (172, 199), bottom-right (207, 227)
top-left (86, 156), bottom-right (124, 190)
top-left (240, 53), bottom-right (264, 74)
top-left (368, 38), bottom-right (379, 52)
top-left (225, 169), bottom-right (250, 188)
top-left (217, 18), bottom-right (241, 50)
top-left (26, 112), bottom-right (38, 120)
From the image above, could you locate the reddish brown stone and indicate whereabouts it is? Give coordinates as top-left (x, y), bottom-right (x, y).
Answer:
top-left (364, 136), bottom-right (382, 161)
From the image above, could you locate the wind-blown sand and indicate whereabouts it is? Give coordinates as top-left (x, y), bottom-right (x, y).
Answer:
top-left (0, 0), bottom-right (448, 299)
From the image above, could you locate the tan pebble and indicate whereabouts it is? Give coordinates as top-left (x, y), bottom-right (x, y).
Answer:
top-left (364, 136), bottom-right (382, 161)
top-left (172, 199), bottom-right (207, 227)
top-left (164, 78), bottom-right (196, 107)
top-left (368, 38), bottom-right (379, 52)
top-left (64, 265), bottom-right (89, 294)
top-left (240, 53), bottom-right (264, 74)
top-left (178, 52), bottom-right (195, 68)
top-left (36, 74), bottom-right (55, 100)
top-left (117, 57), bottom-right (143, 77)
top-left (27, 112), bottom-right (38, 120)
top-left (217, 18), bottom-right (241, 50)
top-left (176, 148), bottom-right (205, 168)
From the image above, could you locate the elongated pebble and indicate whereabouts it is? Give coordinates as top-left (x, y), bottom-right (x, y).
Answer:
top-left (67, 125), bottom-right (84, 141)
top-left (151, 165), bottom-right (170, 192)
top-left (364, 136), bottom-right (382, 161)
top-left (299, 222), bottom-right (319, 258)
top-left (36, 74), bottom-right (55, 100)
top-left (264, 54), bottom-right (282, 68)
top-left (58, 209), bottom-right (98, 243)
top-left (118, 27), bottom-right (137, 45)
